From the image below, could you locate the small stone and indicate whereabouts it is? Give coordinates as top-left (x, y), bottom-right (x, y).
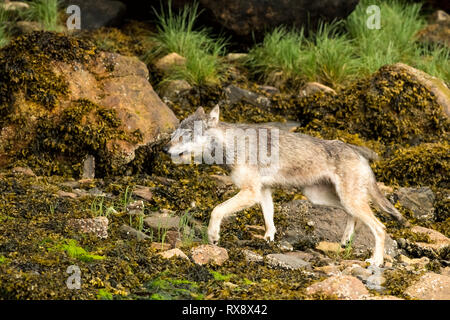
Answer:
top-left (316, 241), bottom-right (344, 254)
top-left (242, 249), bottom-right (264, 263)
top-left (165, 230), bottom-right (183, 248)
top-left (151, 242), bottom-right (173, 251)
top-left (350, 265), bottom-right (373, 282)
top-left (306, 275), bottom-right (370, 300)
top-left (159, 248), bottom-right (189, 260)
top-left (314, 265), bottom-right (341, 276)
top-left (132, 186), bottom-right (153, 201)
top-left (81, 154), bottom-right (95, 179)
top-left (126, 200), bottom-right (144, 216)
top-left (265, 253), bottom-right (310, 270)
top-left (57, 190), bottom-right (78, 199)
top-left (158, 79), bottom-right (192, 100)
top-left (154, 52), bottom-right (186, 74)
top-left (120, 224), bottom-right (150, 241)
top-left (405, 272), bottom-right (450, 300)
top-left (191, 244), bottom-right (229, 266)
top-left (67, 217), bottom-right (108, 239)
top-left (144, 210), bottom-right (183, 232)
top-left (12, 166), bottom-right (36, 177)
top-left (225, 53), bottom-right (248, 62)
top-left (278, 240), bottom-right (294, 251)
top-left (299, 82), bottom-right (336, 97)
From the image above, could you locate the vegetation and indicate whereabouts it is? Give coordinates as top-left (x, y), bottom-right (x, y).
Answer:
top-left (147, 1), bottom-right (228, 85)
top-left (246, 0), bottom-right (450, 87)
top-left (24, 0), bottom-right (62, 32)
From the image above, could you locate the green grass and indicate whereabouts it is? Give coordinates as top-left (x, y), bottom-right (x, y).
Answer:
top-left (246, 0), bottom-right (449, 87)
top-left (147, 0), bottom-right (228, 85)
top-left (25, 0), bottom-right (62, 32)
top-left (0, 6), bottom-right (10, 47)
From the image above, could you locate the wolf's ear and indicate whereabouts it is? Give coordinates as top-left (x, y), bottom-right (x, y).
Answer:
top-left (194, 107), bottom-right (205, 117)
top-left (208, 105), bottom-right (220, 126)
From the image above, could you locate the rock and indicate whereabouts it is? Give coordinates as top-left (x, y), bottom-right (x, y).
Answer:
top-left (165, 230), bottom-right (183, 248)
top-left (126, 200), bottom-right (144, 216)
top-left (225, 53), bottom-right (248, 62)
top-left (299, 82), bottom-right (336, 97)
top-left (279, 200), bottom-right (399, 257)
top-left (410, 226), bottom-right (450, 254)
top-left (224, 85), bottom-right (271, 109)
top-left (265, 252), bottom-right (310, 270)
top-left (159, 248), bottom-right (189, 260)
top-left (278, 240), bottom-right (294, 251)
top-left (256, 86), bottom-right (280, 97)
top-left (306, 275), bottom-right (370, 300)
top-left (417, 10), bottom-right (450, 47)
top-left (61, 0), bottom-right (126, 29)
top-left (441, 267), bottom-right (450, 276)
top-left (392, 187), bottom-right (435, 221)
top-left (81, 155), bottom-right (95, 179)
top-left (132, 185), bottom-right (153, 201)
top-left (242, 249), bottom-right (263, 263)
top-left (150, 242), bottom-right (172, 251)
top-left (154, 52), bottom-right (187, 74)
top-left (390, 63), bottom-right (450, 117)
top-left (67, 217), bottom-right (108, 239)
top-left (405, 272), bottom-right (450, 300)
top-left (0, 1), bottom-right (29, 11)
top-left (0, 34), bottom-right (179, 170)
top-left (314, 265), bottom-right (341, 276)
top-left (158, 79), bottom-right (192, 100)
top-left (197, 0), bottom-right (359, 39)
top-left (348, 265), bottom-right (373, 283)
top-left (120, 224), bottom-right (150, 241)
top-left (315, 241), bottom-right (344, 255)
top-left (57, 190), bottom-right (78, 199)
top-left (12, 166), bottom-right (36, 177)
top-left (399, 255), bottom-right (430, 269)
top-left (365, 267), bottom-right (386, 291)
top-left (191, 244), bottom-right (229, 265)
top-left (11, 21), bottom-right (44, 36)
top-left (144, 210), bottom-right (184, 233)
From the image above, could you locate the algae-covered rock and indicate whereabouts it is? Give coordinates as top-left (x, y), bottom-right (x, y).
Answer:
top-left (0, 31), bottom-right (178, 176)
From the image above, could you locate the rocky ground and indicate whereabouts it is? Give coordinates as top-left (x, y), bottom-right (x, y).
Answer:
top-left (0, 3), bottom-right (449, 300)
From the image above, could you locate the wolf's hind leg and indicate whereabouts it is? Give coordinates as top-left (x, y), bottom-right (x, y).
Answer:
top-left (208, 188), bottom-right (259, 244)
top-left (341, 216), bottom-right (356, 246)
top-left (260, 188), bottom-right (276, 241)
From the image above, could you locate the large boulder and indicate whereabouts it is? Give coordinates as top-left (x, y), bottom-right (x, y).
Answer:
top-left (0, 32), bottom-right (178, 175)
top-left (61, 0), bottom-right (127, 30)
top-left (278, 200), bottom-right (399, 257)
top-left (145, 0), bottom-right (358, 39)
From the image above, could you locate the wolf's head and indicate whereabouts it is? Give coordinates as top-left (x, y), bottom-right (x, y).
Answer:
top-left (164, 105), bottom-right (220, 160)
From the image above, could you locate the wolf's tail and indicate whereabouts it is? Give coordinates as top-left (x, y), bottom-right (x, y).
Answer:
top-left (369, 181), bottom-right (410, 227)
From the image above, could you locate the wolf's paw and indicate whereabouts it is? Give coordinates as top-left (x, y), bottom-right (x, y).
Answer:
top-left (264, 230), bottom-right (275, 242)
top-left (207, 227), bottom-right (220, 245)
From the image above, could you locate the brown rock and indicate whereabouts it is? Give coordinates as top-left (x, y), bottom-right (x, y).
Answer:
top-left (120, 224), bottom-right (150, 241)
top-left (12, 166), bottom-right (36, 177)
top-left (159, 248), bottom-right (189, 260)
top-left (158, 79), bottom-right (192, 100)
top-left (57, 190), bottom-right (78, 199)
top-left (316, 241), bottom-right (344, 255)
top-left (132, 185), bottom-right (153, 201)
top-left (390, 63), bottom-right (450, 117)
top-left (67, 217), bottom-right (108, 239)
top-left (411, 226), bottom-right (450, 251)
top-left (154, 52), bottom-right (186, 74)
top-left (306, 275), bottom-right (370, 300)
top-left (405, 272), bottom-right (450, 300)
top-left (151, 242), bottom-right (172, 251)
top-left (191, 244), bottom-right (229, 265)
top-left (417, 10), bottom-right (450, 47)
top-left (299, 82), bottom-right (336, 97)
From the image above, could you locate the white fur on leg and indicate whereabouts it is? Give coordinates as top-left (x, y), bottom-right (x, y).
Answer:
top-left (260, 188), bottom-right (276, 241)
top-left (341, 216), bottom-right (356, 246)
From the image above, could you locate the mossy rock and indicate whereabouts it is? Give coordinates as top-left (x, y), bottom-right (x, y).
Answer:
top-left (0, 31), bottom-right (178, 177)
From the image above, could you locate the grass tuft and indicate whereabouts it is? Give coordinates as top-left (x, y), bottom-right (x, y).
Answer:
top-left (147, 1), bottom-right (228, 86)
top-left (25, 0), bottom-right (62, 32)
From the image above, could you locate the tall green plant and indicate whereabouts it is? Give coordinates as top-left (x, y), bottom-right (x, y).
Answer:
top-left (25, 0), bottom-right (62, 31)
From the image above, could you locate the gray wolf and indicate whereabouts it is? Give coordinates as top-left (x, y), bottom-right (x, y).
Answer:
top-left (164, 106), bottom-right (408, 267)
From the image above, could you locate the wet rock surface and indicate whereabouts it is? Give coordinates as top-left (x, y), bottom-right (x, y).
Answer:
top-left (404, 272), bottom-right (450, 300)
top-left (278, 200), bottom-right (399, 257)
top-left (306, 275), bottom-right (370, 300)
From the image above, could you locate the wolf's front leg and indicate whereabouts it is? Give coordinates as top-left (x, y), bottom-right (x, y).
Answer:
top-left (208, 189), bottom-right (259, 244)
top-left (260, 188), bottom-right (276, 241)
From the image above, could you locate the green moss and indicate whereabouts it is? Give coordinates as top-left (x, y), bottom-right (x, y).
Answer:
top-left (96, 288), bottom-right (114, 300)
top-left (48, 239), bottom-right (105, 262)
top-left (383, 269), bottom-right (421, 298)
